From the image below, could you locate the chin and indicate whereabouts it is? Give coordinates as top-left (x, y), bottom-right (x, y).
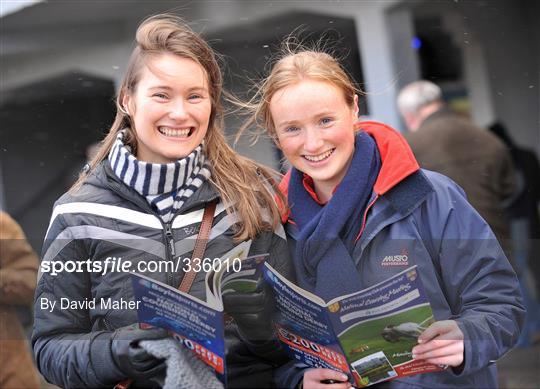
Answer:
top-left (167, 154), bottom-right (188, 162)
top-left (163, 148), bottom-right (192, 161)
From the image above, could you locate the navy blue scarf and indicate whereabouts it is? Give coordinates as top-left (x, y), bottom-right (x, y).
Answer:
top-left (289, 132), bottom-right (381, 301)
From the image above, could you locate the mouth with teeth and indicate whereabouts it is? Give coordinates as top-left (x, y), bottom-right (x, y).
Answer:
top-left (158, 126), bottom-right (193, 138)
top-left (303, 148), bottom-right (335, 163)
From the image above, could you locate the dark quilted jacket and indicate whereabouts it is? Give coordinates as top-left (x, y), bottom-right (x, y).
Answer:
top-left (32, 161), bottom-right (292, 388)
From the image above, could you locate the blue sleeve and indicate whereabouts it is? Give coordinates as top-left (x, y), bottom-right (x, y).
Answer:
top-left (420, 174), bottom-right (525, 376)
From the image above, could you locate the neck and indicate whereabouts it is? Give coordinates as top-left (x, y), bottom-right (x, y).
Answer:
top-left (314, 183), bottom-right (334, 204)
top-left (416, 102), bottom-right (443, 128)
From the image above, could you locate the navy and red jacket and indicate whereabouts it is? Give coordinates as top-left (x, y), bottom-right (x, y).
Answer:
top-left (276, 121), bottom-right (524, 388)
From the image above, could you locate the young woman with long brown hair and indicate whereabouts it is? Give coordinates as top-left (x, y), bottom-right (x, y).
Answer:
top-left (33, 14), bottom-right (291, 388)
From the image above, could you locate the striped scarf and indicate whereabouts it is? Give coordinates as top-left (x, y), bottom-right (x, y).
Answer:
top-left (108, 131), bottom-right (211, 222)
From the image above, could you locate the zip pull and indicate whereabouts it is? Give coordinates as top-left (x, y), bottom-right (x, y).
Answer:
top-left (165, 223), bottom-right (176, 257)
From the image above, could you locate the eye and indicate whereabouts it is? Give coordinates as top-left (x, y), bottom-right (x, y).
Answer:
top-left (284, 126), bottom-right (300, 133)
top-left (152, 92), bottom-right (169, 100)
top-left (320, 117), bottom-right (333, 126)
top-left (188, 93), bottom-right (204, 101)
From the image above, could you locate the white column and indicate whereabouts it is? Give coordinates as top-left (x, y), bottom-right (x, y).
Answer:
top-left (443, 12), bottom-right (496, 128)
top-left (353, 7), bottom-right (402, 129)
top-left (462, 41), bottom-right (496, 128)
top-left (387, 8), bottom-right (420, 91)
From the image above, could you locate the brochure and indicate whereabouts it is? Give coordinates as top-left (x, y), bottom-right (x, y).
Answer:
top-left (263, 264), bottom-right (444, 387)
top-left (131, 240), bottom-right (268, 384)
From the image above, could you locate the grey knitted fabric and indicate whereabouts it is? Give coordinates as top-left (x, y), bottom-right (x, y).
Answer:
top-left (139, 338), bottom-right (224, 389)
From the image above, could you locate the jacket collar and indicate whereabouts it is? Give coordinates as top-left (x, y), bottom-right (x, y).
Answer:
top-left (280, 121), bottom-right (424, 222)
top-left (90, 161), bottom-right (220, 218)
top-left (419, 107), bottom-right (453, 129)
top-left (359, 121), bottom-right (419, 195)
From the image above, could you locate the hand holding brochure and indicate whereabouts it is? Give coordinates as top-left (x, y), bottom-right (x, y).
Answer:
top-left (263, 264), bottom-right (443, 387)
top-left (130, 241), bottom-right (268, 384)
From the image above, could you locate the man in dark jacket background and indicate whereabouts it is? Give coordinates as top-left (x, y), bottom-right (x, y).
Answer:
top-left (397, 80), bottom-right (516, 267)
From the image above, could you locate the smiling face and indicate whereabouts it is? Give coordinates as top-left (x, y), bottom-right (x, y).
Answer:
top-left (270, 79), bottom-right (358, 201)
top-left (123, 53), bottom-right (212, 164)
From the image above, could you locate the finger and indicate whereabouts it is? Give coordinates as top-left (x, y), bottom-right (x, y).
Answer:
top-left (322, 383), bottom-right (350, 389)
top-left (304, 369), bottom-right (350, 389)
top-left (131, 348), bottom-right (154, 363)
top-left (115, 326), bottom-right (168, 342)
top-left (418, 320), bottom-right (463, 344)
top-left (306, 382), bottom-right (351, 389)
top-left (413, 335), bottom-right (461, 355)
top-left (413, 341), bottom-right (463, 360)
top-left (415, 326), bottom-right (463, 354)
top-left (307, 368), bottom-right (349, 382)
top-left (418, 320), bottom-right (455, 343)
top-left (425, 354), bottom-right (464, 367)
top-left (142, 327), bottom-right (169, 337)
top-left (133, 326), bottom-right (169, 342)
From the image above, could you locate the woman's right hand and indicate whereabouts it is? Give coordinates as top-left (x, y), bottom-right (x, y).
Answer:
top-left (302, 369), bottom-right (351, 389)
top-left (111, 324), bottom-right (168, 379)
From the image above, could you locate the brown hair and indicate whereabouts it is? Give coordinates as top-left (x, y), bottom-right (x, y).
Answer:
top-left (237, 44), bottom-right (360, 143)
top-left (73, 14), bottom-right (284, 240)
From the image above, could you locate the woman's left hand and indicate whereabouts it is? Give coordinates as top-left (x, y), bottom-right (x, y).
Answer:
top-left (412, 320), bottom-right (464, 367)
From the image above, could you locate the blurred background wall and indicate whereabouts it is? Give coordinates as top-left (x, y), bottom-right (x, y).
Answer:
top-left (1, 0), bottom-right (538, 249)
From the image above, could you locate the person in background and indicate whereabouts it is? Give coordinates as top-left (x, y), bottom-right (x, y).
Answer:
top-left (0, 211), bottom-right (41, 389)
top-left (490, 121), bottom-right (540, 345)
top-left (241, 49), bottom-right (524, 388)
top-left (397, 80), bottom-right (516, 267)
top-left (32, 14), bottom-right (291, 388)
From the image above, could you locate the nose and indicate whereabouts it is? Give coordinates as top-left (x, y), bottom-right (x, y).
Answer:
top-left (303, 127), bottom-right (324, 153)
top-left (168, 100), bottom-right (189, 121)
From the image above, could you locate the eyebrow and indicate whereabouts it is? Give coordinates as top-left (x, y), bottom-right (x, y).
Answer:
top-left (315, 111), bottom-right (334, 118)
top-left (148, 86), bottom-right (208, 92)
top-left (148, 85), bottom-right (172, 91)
top-left (276, 120), bottom-right (298, 128)
top-left (276, 111), bottom-right (334, 127)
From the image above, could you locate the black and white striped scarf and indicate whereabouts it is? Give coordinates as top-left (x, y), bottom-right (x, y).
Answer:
top-left (108, 131), bottom-right (211, 222)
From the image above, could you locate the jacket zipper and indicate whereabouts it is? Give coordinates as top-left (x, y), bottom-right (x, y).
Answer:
top-left (163, 221), bottom-right (175, 286)
top-left (164, 222), bottom-right (176, 258)
top-left (104, 167), bottom-right (218, 287)
top-left (107, 175), bottom-right (176, 286)
top-left (355, 194), bottom-right (379, 243)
